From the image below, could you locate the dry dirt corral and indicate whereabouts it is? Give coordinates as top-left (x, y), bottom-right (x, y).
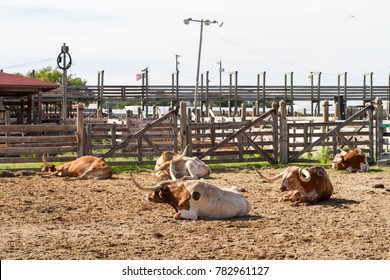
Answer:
top-left (0, 167), bottom-right (389, 260)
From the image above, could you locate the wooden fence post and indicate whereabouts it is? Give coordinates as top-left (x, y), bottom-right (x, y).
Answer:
top-left (76, 103), bottom-right (85, 157)
top-left (172, 108), bottom-right (178, 153)
top-left (368, 105), bottom-right (374, 163)
top-left (334, 101), bottom-right (340, 120)
top-left (126, 110), bottom-right (132, 130)
top-left (180, 101), bottom-right (187, 151)
top-left (187, 107), bottom-right (193, 156)
top-left (152, 105), bottom-right (157, 118)
top-left (322, 99), bottom-right (329, 133)
top-left (279, 100), bottom-right (288, 163)
top-left (110, 124), bottom-right (117, 148)
top-left (241, 103), bottom-right (246, 121)
top-left (272, 102), bottom-right (279, 162)
top-left (375, 97), bottom-right (383, 160)
top-left (323, 100), bottom-right (329, 122)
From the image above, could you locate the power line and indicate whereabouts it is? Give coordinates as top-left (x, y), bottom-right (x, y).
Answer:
top-left (205, 29), bottom-right (369, 84)
top-left (1, 58), bottom-right (55, 70)
top-left (206, 29), bottom-right (312, 71)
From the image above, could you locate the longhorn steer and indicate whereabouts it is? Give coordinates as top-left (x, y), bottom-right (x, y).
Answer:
top-left (255, 166), bottom-right (333, 205)
top-left (129, 174), bottom-right (252, 220)
top-left (331, 147), bottom-right (369, 172)
top-left (40, 155), bottom-right (113, 179)
top-left (153, 145), bottom-right (211, 180)
top-left (153, 146), bottom-right (190, 179)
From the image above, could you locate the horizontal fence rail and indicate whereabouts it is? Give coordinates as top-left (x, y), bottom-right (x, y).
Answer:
top-left (44, 85), bottom-right (390, 104)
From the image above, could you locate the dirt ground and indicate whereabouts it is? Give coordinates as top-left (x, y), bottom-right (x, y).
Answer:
top-left (0, 166), bottom-right (389, 260)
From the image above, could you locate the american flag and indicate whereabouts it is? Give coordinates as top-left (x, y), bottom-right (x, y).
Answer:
top-left (136, 73), bottom-right (142, 81)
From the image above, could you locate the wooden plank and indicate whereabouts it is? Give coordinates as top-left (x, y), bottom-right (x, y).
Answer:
top-left (0, 156), bottom-right (76, 164)
top-left (0, 146), bottom-right (76, 156)
top-left (0, 125), bottom-right (76, 133)
top-left (0, 135), bottom-right (77, 143)
top-left (7, 142), bottom-right (77, 148)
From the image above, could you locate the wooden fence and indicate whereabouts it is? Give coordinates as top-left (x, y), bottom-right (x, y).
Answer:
top-left (44, 83), bottom-right (390, 118)
top-left (0, 98), bottom-right (386, 168)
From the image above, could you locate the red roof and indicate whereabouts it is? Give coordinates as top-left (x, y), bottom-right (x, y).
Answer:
top-left (0, 72), bottom-right (59, 94)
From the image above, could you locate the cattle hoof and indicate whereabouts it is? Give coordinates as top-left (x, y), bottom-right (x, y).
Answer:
top-left (173, 213), bottom-right (181, 220)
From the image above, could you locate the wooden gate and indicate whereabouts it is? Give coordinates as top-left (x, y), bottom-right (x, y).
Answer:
top-left (180, 104), bottom-right (279, 164)
top-left (281, 104), bottom-right (375, 163)
top-left (97, 107), bottom-right (179, 165)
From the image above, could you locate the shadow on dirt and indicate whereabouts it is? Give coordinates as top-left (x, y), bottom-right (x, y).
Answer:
top-left (319, 197), bottom-right (360, 207)
top-left (201, 215), bottom-right (264, 222)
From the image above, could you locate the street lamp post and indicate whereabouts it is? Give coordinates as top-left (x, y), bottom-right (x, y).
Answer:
top-left (184, 18), bottom-right (223, 115)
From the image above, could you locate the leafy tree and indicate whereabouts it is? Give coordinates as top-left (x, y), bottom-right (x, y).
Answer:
top-left (25, 66), bottom-right (87, 85)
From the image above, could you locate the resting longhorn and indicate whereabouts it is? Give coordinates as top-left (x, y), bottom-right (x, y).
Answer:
top-left (40, 155), bottom-right (113, 179)
top-left (331, 147), bottom-right (369, 172)
top-left (153, 145), bottom-right (211, 180)
top-left (129, 174), bottom-right (252, 220)
top-left (255, 166), bottom-right (333, 205)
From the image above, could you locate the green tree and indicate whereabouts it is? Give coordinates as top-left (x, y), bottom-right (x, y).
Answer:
top-left (26, 66), bottom-right (87, 85)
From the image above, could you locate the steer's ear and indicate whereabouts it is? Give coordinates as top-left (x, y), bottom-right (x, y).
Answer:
top-left (192, 191), bottom-right (201, 201)
top-left (177, 190), bottom-right (191, 210)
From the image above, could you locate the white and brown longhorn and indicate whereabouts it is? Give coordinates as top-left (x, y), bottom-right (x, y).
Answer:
top-left (129, 173), bottom-right (252, 220)
top-left (153, 145), bottom-right (211, 180)
top-left (331, 147), bottom-right (369, 172)
top-left (255, 166), bottom-right (333, 205)
top-left (40, 155), bottom-right (113, 179)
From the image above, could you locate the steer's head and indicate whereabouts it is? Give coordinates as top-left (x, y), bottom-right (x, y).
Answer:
top-left (41, 154), bottom-right (57, 172)
top-left (129, 173), bottom-right (191, 212)
top-left (280, 167), bottom-right (311, 192)
top-left (331, 149), bottom-right (347, 170)
top-left (332, 148), bottom-right (367, 171)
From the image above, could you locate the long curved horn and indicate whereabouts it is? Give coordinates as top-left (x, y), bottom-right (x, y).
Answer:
top-left (170, 144), bottom-right (191, 165)
top-left (153, 145), bottom-right (190, 173)
top-left (129, 173), bottom-right (164, 191)
top-left (137, 168), bottom-right (153, 173)
top-left (254, 168), bottom-right (285, 183)
top-left (169, 160), bottom-right (177, 181)
top-left (298, 168), bottom-right (311, 182)
top-left (153, 160), bottom-right (172, 175)
top-left (181, 144), bottom-right (189, 156)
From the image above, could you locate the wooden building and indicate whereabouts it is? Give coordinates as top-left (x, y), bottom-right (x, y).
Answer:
top-left (0, 72), bottom-right (59, 124)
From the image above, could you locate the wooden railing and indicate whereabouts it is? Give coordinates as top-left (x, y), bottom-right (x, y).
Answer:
top-left (47, 84), bottom-right (390, 105)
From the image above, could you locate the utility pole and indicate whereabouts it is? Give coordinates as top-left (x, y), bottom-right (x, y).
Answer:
top-left (57, 43), bottom-right (72, 121)
top-left (183, 18), bottom-right (223, 115)
top-left (217, 60), bottom-right (224, 113)
top-left (175, 54), bottom-right (181, 72)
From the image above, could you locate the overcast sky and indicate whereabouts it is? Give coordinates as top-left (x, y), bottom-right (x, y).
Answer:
top-left (1, 0), bottom-right (389, 86)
